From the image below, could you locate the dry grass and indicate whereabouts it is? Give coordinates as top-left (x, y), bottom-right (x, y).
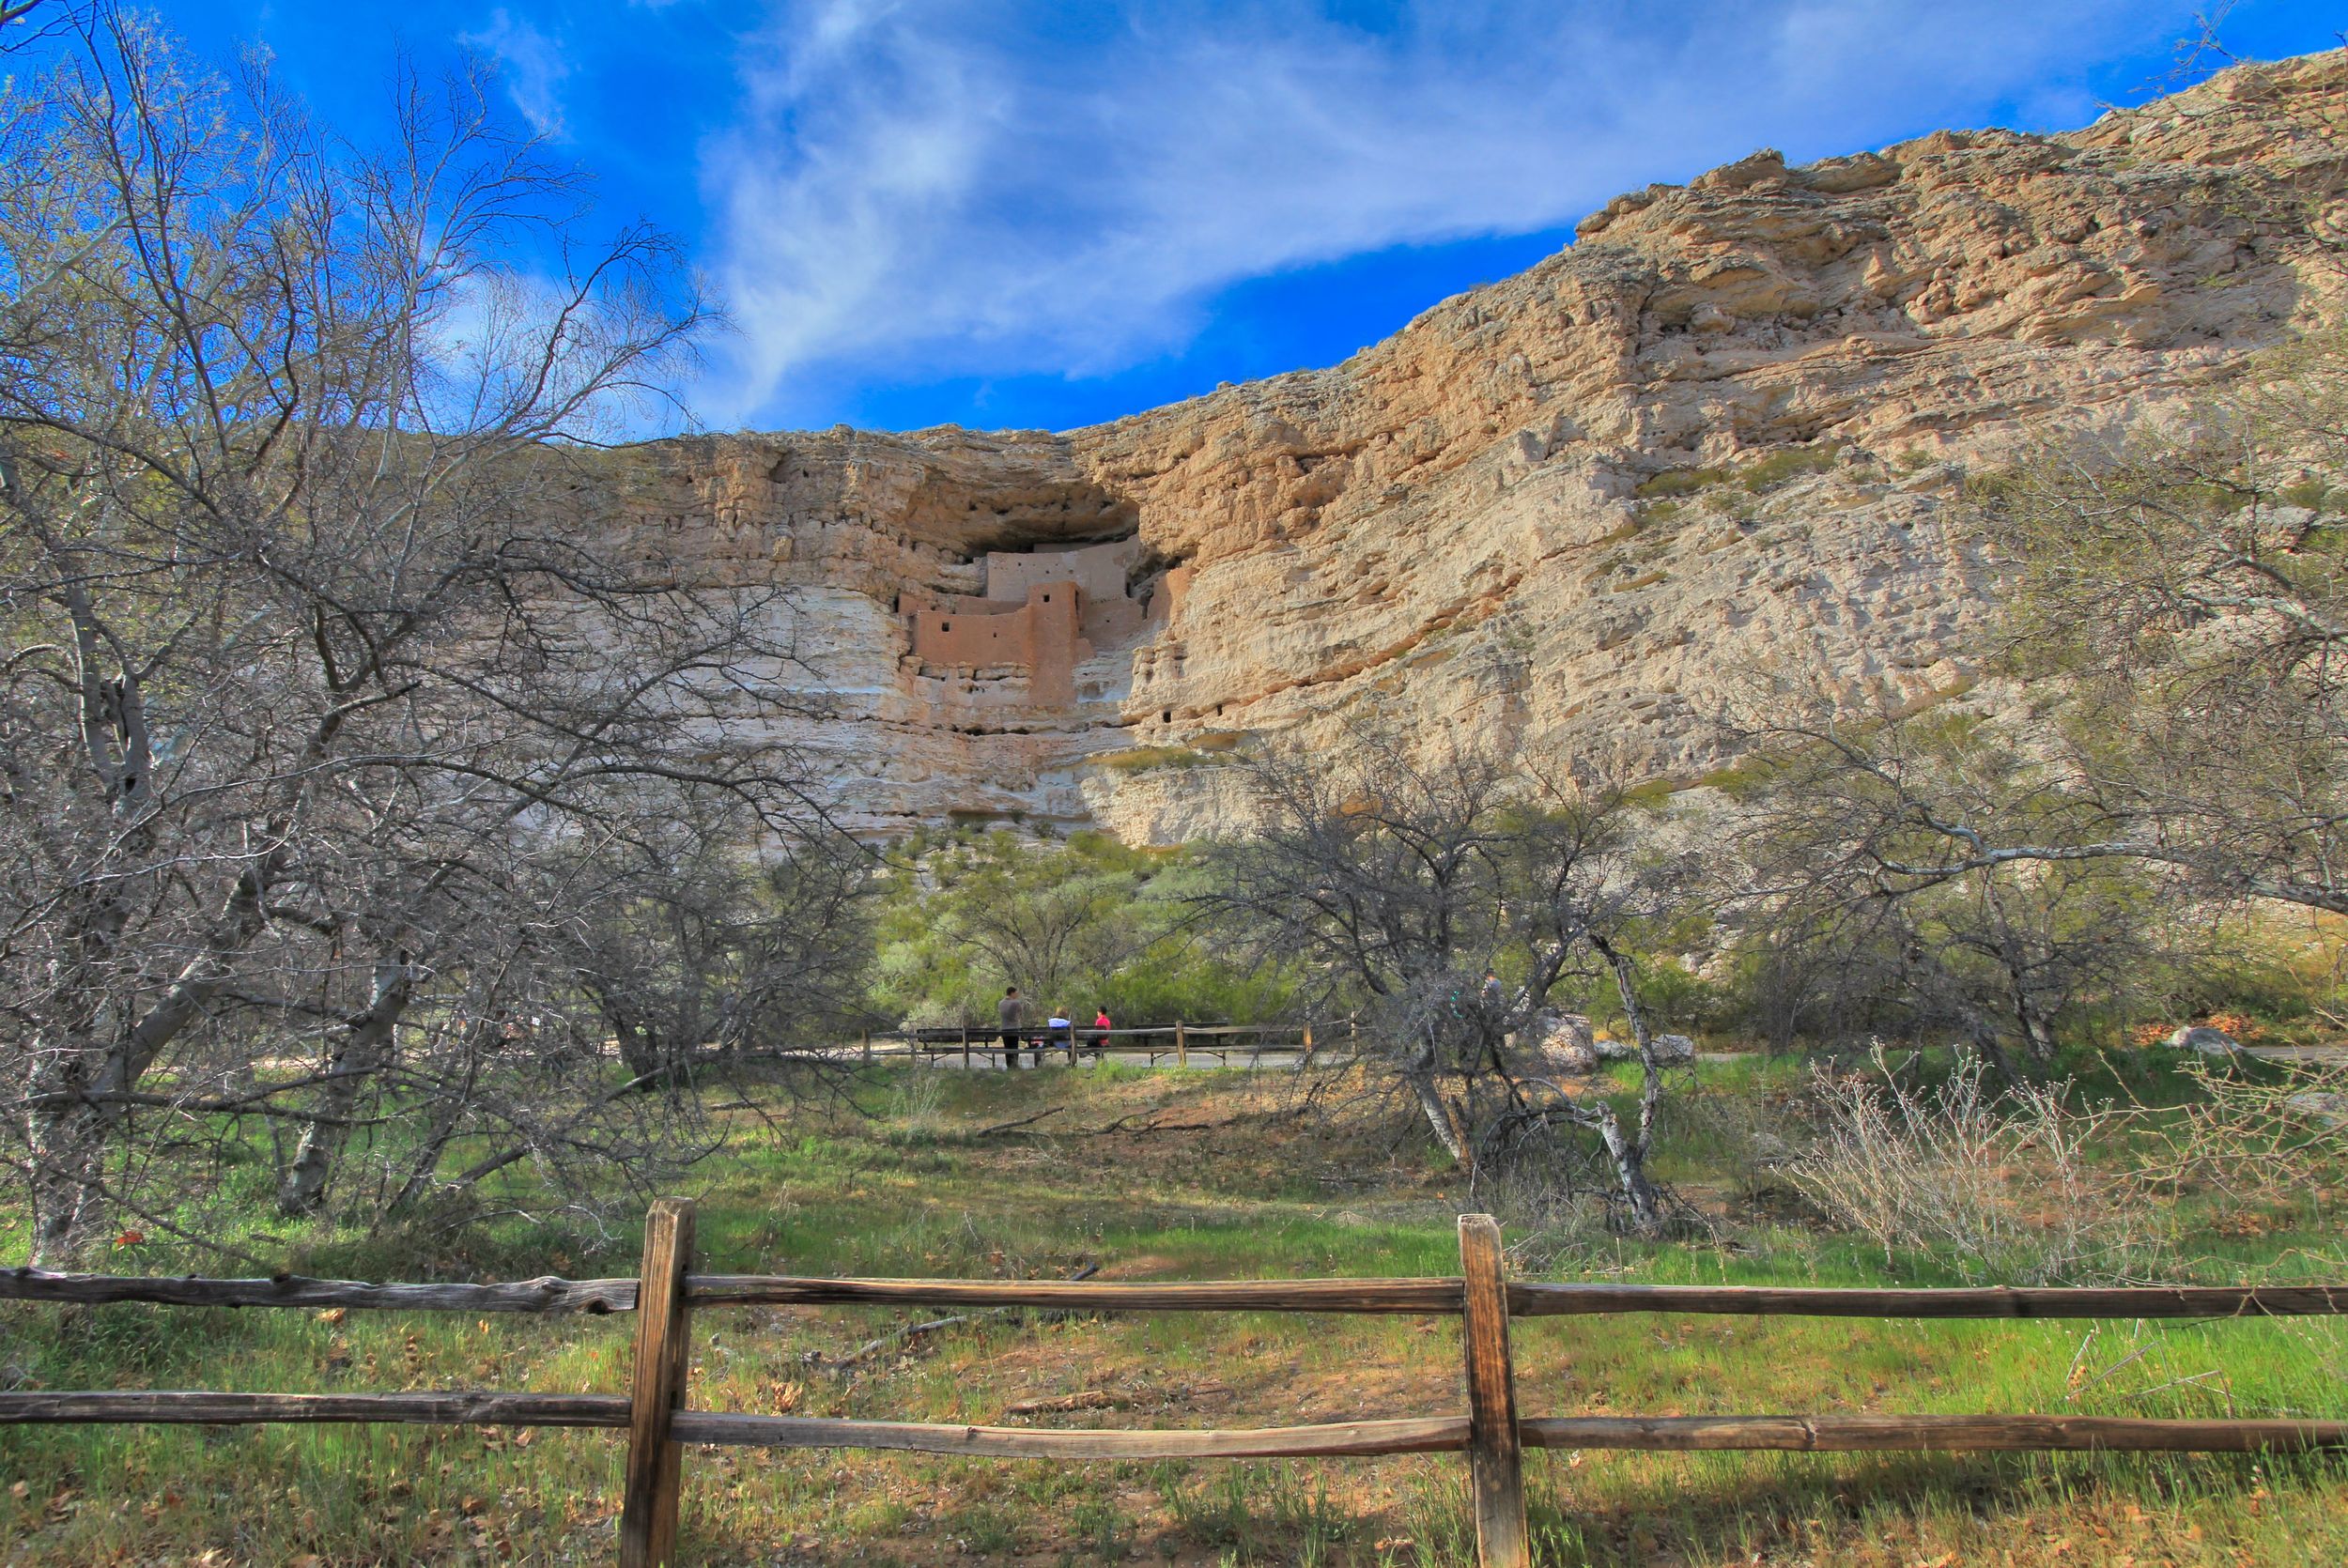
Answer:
top-left (1786, 1045), bottom-right (2162, 1284)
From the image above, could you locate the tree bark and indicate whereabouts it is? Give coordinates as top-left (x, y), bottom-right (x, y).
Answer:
top-left (277, 957), bottom-right (411, 1215)
top-left (1403, 1029), bottom-right (1470, 1163)
top-left (1594, 941), bottom-right (1667, 1237)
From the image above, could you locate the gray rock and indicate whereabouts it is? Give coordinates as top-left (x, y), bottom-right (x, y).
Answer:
top-left (2286, 1092), bottom-right (2348, 1130)
top-left (2166, 1025), bottom-right (2243, 1056)
top-left (1592, 1031), bottom-right (1696, 1064)
top-left (1518, 1010), bottom-right (1598, 1075)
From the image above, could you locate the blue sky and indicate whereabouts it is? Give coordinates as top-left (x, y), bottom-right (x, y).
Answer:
top-left (142, 1), bottom-right (2346, 436)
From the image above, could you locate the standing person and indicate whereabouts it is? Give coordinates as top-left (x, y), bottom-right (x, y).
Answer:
top-left (997, 986), bottom-right (1027, 1069)
top-left (1090, 1006), bottom-right (1112, 1058)
top-left (1480, 968), bottom-right (1504, 1011)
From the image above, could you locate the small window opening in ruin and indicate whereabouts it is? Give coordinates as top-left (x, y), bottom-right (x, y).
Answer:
top-left (1161, 709), bottom-right (1172, 723)
top-left (941, 621), bottom-right (951, 631)
top-left (1043, 592), bottom-right (1051, 602)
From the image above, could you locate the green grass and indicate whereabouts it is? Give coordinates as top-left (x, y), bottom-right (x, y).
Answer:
top-left (2, 1057), bottom-right (2344, 1563)
top-left (1632, 465), bottom-right (1731, 500)
top-left (1090, 744), bottom-right (1239, 773)
top-left (1631, 443), bottom-right (1841, 503)
top-left (1733, 443), bottom-right (1842, 491)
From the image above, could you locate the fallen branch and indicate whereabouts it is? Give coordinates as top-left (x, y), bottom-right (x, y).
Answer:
top-left (1076, 1114), bottom-right (1218, 1136)
top-left (972, 1106), bottom-right (1064, 1137)
top-left (1003, 1389), bottom-right (1123, 1417)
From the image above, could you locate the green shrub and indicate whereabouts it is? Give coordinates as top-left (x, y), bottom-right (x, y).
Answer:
top-left (1738, 441), bottom-right (1841, 491)
top-left (1091, 746), bottom-right (1232, 773)
top-left (1633, 465), bottom-right (1731, 499)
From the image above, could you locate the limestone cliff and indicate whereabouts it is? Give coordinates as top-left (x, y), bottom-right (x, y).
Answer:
top-left (582, 53), bottom-right (2348, 842)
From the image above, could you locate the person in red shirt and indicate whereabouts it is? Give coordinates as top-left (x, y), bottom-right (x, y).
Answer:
top-left (1089, 1007), bottom-right (1112, 1058)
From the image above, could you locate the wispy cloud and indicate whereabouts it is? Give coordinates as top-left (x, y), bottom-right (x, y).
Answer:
top-left (699, 0), bottom-right (2200, 426)
top-left (461, 7), bottom-right (572, 138)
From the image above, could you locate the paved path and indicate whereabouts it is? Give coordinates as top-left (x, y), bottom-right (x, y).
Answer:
top-left (2247, 1045), bottom-right (2348, 1066)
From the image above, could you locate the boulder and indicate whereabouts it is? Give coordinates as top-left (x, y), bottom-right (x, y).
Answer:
top-left (2165, 1024), bottom-right (2243, 1057)
top-left (1518, 1010), bottom-right (1598, 1075)
top-left (2286, 1091), bottom-right (2348, 1131)
top-left (1592, 1032), bottom-right (1697, 1064)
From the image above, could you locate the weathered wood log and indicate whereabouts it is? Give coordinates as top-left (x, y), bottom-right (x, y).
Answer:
top-left (1509, 1283), bottom-right (2348, 1319)
top-left (1459, 1215), bottom-right (1528, 1568)
top-left (619, 1197), bottom-right (696, 1568)
top-left (668, 1412), bottom-right (1468, 1458)
top-left (10, 1274), bottom-right (2344, 1325)
top-left (685, 1276), bottom-right (1463, 1313)
top-left (0, 1391), bottom-right (627, 1427)
top-left (1518, 1414), bottom-right (2348, 1452)
top-left (0, 1268), bottom-right (637, 1314)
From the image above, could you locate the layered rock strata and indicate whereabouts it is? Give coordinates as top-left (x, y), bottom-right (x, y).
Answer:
top-left (577, 53), bottom-right (2348, 841)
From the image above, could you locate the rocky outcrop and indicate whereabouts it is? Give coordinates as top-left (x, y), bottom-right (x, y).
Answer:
top-left (579, 54), bottom-right (2348, 840)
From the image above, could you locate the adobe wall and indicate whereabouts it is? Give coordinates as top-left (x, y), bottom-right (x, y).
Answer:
top-left (900, 538), bottom-right (1160, 709)
top-left (906, 597), bottom-right (1038, 670)
top-left (983, 538), bottom-right (1132, 602)
top-left (903, 583), bottom-right (1083, 705)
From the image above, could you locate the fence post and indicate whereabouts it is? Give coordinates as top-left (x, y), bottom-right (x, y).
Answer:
top-left (1175, 1021), bottom-right (1188, 1068)
top-left (1458, 1213), bottom-right (1528, 1568)
top-left (619, 1197), bottom-right (697, 1568)
top-left (960, 1024), bottom-right (970, 1071)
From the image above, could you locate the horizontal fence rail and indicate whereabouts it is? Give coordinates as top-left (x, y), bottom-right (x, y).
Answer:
top-left (669, 1412), bottom-right (1470, 1459)
top-left (0, 1267), bottom-right (638, 1314)
top-left (685, 1274), bottom-right (1460, 1311)
top-left (4, 1206), bottom-right (2345, 1568)
top-left (1517, 1415), bottom-right (2348, 1453)
top-left (1506, 1282), bottom-right (2348, 1319)
top-left (0, 1391), bottom-right (630, 1427)
top-left (17, 1271), bottom-right (2344, 1322)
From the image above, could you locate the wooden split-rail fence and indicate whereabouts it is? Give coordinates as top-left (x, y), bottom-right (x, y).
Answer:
top-left (5, 1203), bottom-right (2348, 1567)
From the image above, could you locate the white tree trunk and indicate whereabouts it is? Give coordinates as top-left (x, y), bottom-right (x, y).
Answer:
top-left (277, 957), bottom-right (411, 1215)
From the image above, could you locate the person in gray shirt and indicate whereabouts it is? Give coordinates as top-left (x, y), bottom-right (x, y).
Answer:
top-left (996, 986), bottom-right (1027, 1068)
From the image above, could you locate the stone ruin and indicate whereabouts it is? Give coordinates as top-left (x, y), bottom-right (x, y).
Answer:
top-left (896, 538), bottom-right (1189, 708)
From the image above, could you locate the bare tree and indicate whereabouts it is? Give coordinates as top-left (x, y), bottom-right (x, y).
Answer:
top-left (1192, 723), bottom-right (1693, 1236)
top-left (0, 2), bottom-right (68, 52)
top-left (1967, 398), bottom-right (2348, 915)
top-left (1721, 339), bottom-right (2348, 1070)
top-left (0, 9), bottom-right (856, 1260)
top-left (1729, 689), bottom-right (2190, 1075)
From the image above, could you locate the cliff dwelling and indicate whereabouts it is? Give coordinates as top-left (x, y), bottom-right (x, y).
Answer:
top-left (897, 538), bottom-right (1189, 708)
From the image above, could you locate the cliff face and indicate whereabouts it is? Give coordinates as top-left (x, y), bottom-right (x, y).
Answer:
top-left (586, 54), bottom-right (2348, 842)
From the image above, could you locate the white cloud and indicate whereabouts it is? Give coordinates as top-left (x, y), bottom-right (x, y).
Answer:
top-left (698, 0), bottom-right (2201, 425)
top-left (461, 8), bottom-right (572, 138)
